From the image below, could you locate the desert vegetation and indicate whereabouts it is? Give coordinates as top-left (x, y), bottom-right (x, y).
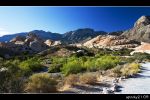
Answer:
top-left (0, 47), bottom-right (148, 93)
top-left (24, 73), bottom-right (58, 93)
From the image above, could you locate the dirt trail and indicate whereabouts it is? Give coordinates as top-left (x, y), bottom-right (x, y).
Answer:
top-left (117, 62), bottom-right (150, 94)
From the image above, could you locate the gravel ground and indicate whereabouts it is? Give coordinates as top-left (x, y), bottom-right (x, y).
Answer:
top-left (116, 62), bottom-right (150, 94)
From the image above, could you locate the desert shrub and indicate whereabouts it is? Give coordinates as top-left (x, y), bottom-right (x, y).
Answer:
top-left (96, 48), bottom-right (112, 55)
top-left (67, 56), bottom-right (78, 62)
top-left (112, 49), bottom-right (133, 56)
top-left (0, 57), bottom-right (3, 62)
top-left (3, 59), bottom-right (20, 66)
top-left (120, 57), bottom-right (136, 63)
top-left (121, 63), bottom-right (140, 77)
top-left (79, 56), bottom-right (88, 62)
top-left (61, 60), bottom-right (85, 76)
top-left (0, 61), bottom-right (25, 93)
top-left (64, 74), bottom-right (79, 87)
top-left (19, 58), bottom-right (44, 72)
top-left (51, 56), bottom-right (67, 64)
top-left (48, 57), bottom-right (68, 73)
top-left (48, 64), bottom-right (63, 73)
top-left (95, 55), bottom-right (120, 70)
top-left (1, 77), bottom-right (25, 93)
top-left (93, 48), bottom-right (133, 56)
top-left (79, 73), bottom-right (97, 85)
top-left (24, 73), bottom-right (58, 93)
top-left (111, 65), bottom-right (123, 77)
top-left (84, 59), bottom-right (97, 71)
top-left (133, 53), bottom-right (150, 62)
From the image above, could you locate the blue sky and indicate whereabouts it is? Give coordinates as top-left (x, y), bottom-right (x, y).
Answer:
top-left (0, 7), bottom-right (150, 36)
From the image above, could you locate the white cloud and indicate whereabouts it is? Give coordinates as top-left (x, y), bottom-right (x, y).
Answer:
top-left (0, 28), bottom-right (10, 37)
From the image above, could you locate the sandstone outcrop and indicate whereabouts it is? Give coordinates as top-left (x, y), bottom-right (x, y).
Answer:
top-left (83, 35), bottom-right (139, 50)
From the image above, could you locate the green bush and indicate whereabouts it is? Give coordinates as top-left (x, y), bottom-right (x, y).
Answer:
top-left (84, 59), bottom-right (97, 71)
top-left (61, 55), bottom-right (121, 75)
top-left (112, 49), bottom-right (133, 56)
top-left (51, 57), bottom-right (67, 64)
top-left (48, 57), bottom-right (67, 73)
top-left (61, 60), bottom-right (85, 76)
top-left (24, 73), bottom-right (58, 93)
top-left (95, 55), bottom-right (120, 70)
top-left (48, 64), bottom-right (63, 73)
top-left (19, 58), bottom-right (44, 72)
top-left (133, 53), bottom-right (150, 62)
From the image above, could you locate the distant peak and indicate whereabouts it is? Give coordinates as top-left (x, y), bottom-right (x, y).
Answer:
top-left (134, 15), bottom-right (150, 27)
top-left (74, 28), bottom-right (94, 32)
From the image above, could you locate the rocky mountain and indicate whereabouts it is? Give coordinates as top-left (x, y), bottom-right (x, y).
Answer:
top-left (122, 16), bottom-right (150, 43)
top-left (62, 28), bottom-right (107, 44)
top-left (0, 33), bottom-right (51, 58)
top-left (0, 32), bottom-right (27, 42)
top-left (0, 30), bottom-right (62, 42)
top-left (0, 32), bottom-right (63, 55)
top-left (83, 35), bottom-right (140, 50)
top-left (1, 15), bottom-right (150, 44)
top-left (0, 29), bottom-right (107, 44)
top-left (28, 30), bottom-right (62, 41)
top-left (108, 31), bottom-right (124, 36)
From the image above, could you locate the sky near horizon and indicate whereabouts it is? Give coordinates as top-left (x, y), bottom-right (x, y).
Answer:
top-left (1, 7), bottom-right (150, 36)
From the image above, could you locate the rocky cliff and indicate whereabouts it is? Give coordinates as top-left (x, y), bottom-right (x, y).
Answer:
top-left (122, 16), bottom-right (150, 43)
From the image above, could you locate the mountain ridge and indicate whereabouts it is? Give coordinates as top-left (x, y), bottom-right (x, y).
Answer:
top-left (0, 15), bottom-right (150, 43)
top-left (0, 28), bottom-right (108, 43)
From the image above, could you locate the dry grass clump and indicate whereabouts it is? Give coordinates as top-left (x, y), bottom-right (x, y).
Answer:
top-left (24, 73), bottom-right (58, 93)
top-left (121, 63), bottom-right (140, 77)
top-left (79, 73), bottom-right (97, 85)
top-left (110, 65), bottom-right (122, 77)
top-left (108, 63), bottom-right (140, 78)
top-left (64, 74), bottom-right (79, 87)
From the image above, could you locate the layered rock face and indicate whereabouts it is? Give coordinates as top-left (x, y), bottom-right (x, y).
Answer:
top-left (44, 39), bottom-right (54, 46)
top-left (29, 40), bottom-right (48, 52)
top-left (131, 42), bottom-right (150, 55)
top-left (83, 35), bottom-right (139, 50)
top-left (0, 32), bottom-right (63, 55)
top-left (122, 16), bottom-right (150, 43)
top-left (44, 39), bottom-right (61, 47)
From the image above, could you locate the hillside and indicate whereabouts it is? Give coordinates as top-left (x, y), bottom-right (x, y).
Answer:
top-left (62, 28), bottom-right (107, 44)
top-left (122, 16), bottom-right (150, 43)
top-left (83, 35), bottom-right (140, 50)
